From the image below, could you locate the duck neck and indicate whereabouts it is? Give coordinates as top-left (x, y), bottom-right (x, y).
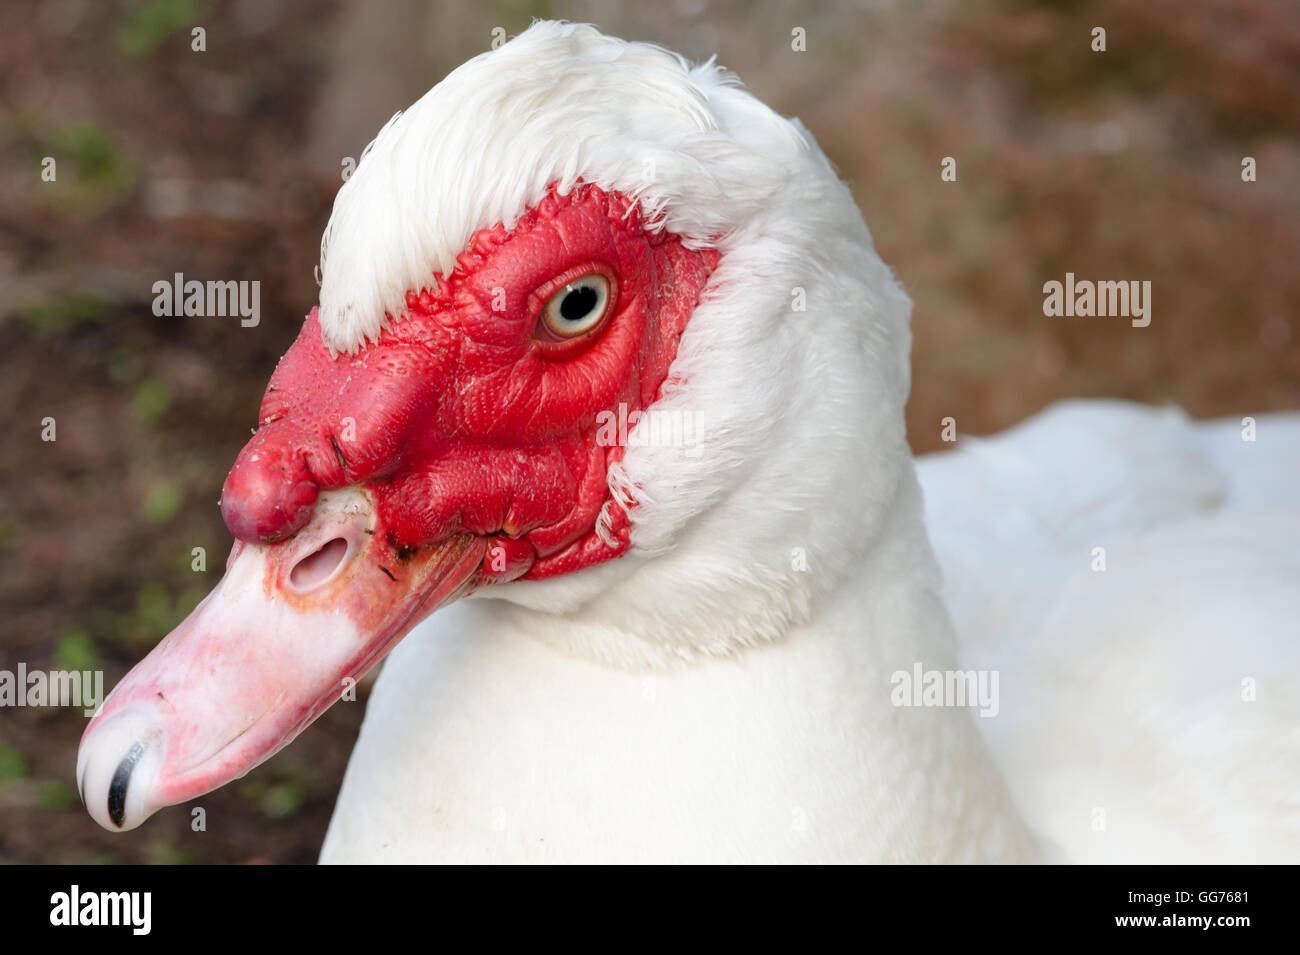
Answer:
top-left (471, 459), bottom-right (1037, 861)
top-left (466, 192), bottom-right (1036, 856)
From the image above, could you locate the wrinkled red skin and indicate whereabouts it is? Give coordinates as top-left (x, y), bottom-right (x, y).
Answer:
top-left (221, 184), bottom-right (718, 583)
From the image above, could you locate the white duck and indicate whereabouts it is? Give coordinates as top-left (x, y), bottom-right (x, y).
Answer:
top-left (78, 21), bottom-right (1300, 864)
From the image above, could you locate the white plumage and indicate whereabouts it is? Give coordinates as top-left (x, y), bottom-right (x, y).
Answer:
top-left (318, 21), bottom-right (798, 354)
top-left (921, 403), bottom-right (1300, 863)
top-left (268, 22), bottom-right (1300, 862)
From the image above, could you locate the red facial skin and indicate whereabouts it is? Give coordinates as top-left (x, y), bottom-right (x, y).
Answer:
top-left (75, 186), bottom-right (721, 834)
top-left (221, 184), bottom-right (719, 583)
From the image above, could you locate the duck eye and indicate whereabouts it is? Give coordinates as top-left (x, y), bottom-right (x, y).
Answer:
top-left (540, 273), bottom-right (611, 339)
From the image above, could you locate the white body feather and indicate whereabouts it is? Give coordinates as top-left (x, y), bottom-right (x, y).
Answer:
top-left (921, 403), bottom-right (1300, 864)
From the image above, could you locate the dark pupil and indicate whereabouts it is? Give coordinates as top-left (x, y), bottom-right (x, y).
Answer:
top-left (560, 285), bottom-right (598, 322)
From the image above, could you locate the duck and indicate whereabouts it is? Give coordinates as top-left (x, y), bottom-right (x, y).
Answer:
top-left (76, 20), bottom-right (1300, 864)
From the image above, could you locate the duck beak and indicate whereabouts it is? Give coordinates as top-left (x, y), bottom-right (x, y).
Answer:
top-left (76, 487), bottom-right (486, 831)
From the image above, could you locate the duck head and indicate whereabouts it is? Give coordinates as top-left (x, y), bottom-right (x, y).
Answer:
top-left (78, 21), bottom-right (914, 831)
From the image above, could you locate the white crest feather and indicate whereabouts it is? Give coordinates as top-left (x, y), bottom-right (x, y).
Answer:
top-left (317, 20), bottom-right (802, 354)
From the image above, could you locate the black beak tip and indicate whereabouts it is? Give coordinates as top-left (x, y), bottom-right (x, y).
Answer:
top-left (107, 741), bottom-right (146, 829)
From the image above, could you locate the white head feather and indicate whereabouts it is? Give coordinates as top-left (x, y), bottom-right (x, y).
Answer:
top-left (318, 20), bottom-right (800, 354)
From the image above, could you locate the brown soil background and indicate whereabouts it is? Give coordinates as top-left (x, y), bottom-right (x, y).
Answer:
top-left (1, 0), bottom-right (1296, 863)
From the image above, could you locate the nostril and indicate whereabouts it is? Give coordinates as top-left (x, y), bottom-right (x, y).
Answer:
top-left (289, 537), bottom-right (350, 593)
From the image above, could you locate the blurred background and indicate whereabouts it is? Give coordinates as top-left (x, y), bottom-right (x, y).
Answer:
top-left (1, 0), bottom-right (1296, 863)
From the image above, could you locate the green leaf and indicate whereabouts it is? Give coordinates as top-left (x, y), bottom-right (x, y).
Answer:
top-left (37, 779), bottom-right (78, 811)
top-left (262, 781), bottom-right (305, 819)
top-left (132, 378), bottom-right (172, 422)
top-left (55, 627), bottom-right (99, 672)
top-left (141, 481), bottom-right (183, 524)
top-left (22, 293), bottom-right (107, 333)
top-left (0, 742), bottom-right (28, 782)
top-left (145, 841), bottom-right (193, 865)
top-left (117, 0), bottom-right (206, 59)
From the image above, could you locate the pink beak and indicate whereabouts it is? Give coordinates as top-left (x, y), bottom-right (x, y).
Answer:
top-left (76, 488), bottom-right (485, 831)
